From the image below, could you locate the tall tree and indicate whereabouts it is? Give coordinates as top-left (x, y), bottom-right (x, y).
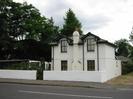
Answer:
top-left (0, 0), bottom-right (59, 60)
top-left (129, 27), bottom-right (133, 44)
top-left (61, 9), bottom-right (82, 36)
top-left (114, 39), bottom-right (131, 57)
top-left (40, 17), bottom-right (59, 44)
top-left (0, 0), bottom-right (14, 59)
top-left (0, 0), bottom-right (12, 37)
top-left (9, 2), bottom-right (42, 40)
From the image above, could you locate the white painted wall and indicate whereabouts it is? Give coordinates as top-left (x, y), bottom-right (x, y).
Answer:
top-left (0, 70), bottom-right (37, 80)
top-left (99, 44), bottom-right (121, 81)
top-left (44, 71), bottom-right (107, 82)
top-left (53, 38), bottom-right (83, 71)
top-left (104, 60), bottom-right (121, 81)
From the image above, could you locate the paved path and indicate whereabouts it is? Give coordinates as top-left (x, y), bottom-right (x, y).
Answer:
top-left (0, 78), bottom-right (113, 88)
top-left (0, 83), bottom-right (133, 99)
top-left (0, 78), bottom-right (133, 89)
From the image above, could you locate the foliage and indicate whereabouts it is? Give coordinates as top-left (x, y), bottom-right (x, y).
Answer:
top-left (12, 39), bottom-right (51, 61)
top-left (1, 61), bottom-right (42, 70)
top-left (3, 62), bottom-right (29, 70)
top-left (39, 17), bottom-right (59, 44)
top-left (129, 27), bottom-right (133, 42)
top-left (61, 9), bottom-right (82, 36)
top-left (0, 0), bottom-right (14, 59)
top-left (115, 39), bottom-right (133, 74)
top-left (114, 39), bottom-right (131, 57)
top-left (122, 61), bottom-right (133, 74)
top-left (0, 0), bottom-right (58, 61)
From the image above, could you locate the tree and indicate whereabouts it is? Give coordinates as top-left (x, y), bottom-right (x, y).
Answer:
top-left (38, 17), bottom-right (59, 44)
top-left (114, 39), bottom-right (131, 57)
top-left (9, 2), bottom-right (43, 40)
top-left (129, 27), bottom-right (133, 42)
top-left (61, 9), bottom-right (82, 36)
top-left (0, 0), bottom-right (14, 59)
top-left (12, 39), bottom-right (51, 61)
top-left (0, 0), bottom-right (59, 60)
top-left (0, 0), bottom-right (12, 36)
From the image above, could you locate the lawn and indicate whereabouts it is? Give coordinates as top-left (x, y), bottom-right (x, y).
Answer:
top-left (107, 72), bottom-right (133, 86)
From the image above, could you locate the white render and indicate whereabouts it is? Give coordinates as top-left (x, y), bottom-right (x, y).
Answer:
top-left (0, 70), bottom-right (37, 80)
top-left (44, 31), bottom-right (121, 82)
top-left (44, 71), bottom-right (106, 82)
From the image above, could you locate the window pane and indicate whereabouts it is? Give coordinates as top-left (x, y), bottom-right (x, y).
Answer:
top-left (61, 61), bottom-right (67, 71)
top-left (61, 40), bottom-right (67, 52)
top-left (87, 60), bottom-right (95, 71)
top-left (87, 39), bottom-right (95, 51)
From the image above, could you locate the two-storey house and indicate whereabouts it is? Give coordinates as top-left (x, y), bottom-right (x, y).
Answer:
top-left (43, 30), bottom-right (121, 82)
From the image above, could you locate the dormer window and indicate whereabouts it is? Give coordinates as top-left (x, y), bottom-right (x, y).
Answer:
top-left (61, 40), bottom-right (67, 53)
top-left (87, 38), bottom-right (95, 51)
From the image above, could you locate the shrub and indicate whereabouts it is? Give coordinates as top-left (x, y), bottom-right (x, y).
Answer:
top-left (122, 61), bottom-right (133, 74)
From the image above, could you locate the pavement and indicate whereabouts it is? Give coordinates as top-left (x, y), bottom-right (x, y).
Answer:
top-left (0, 78), bottom-right (133, 89)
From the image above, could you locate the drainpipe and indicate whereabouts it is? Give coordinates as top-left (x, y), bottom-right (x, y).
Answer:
top-left (83, 40), bottom-right (85, 71)
top-left (52, 46), bottom-right (54, 70)
top-left (97, 39), bottom-right (99, 71)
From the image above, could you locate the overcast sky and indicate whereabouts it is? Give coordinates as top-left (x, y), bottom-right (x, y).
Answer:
top-left (13, 0), bottom-right (133, 42)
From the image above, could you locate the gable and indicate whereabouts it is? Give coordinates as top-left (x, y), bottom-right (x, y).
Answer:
top-left (50, 34), bottom-right (73, 46)
top-left (81, 32), bottom-right (100, 40)
top-left (81, 32), bottom-right (116, 48)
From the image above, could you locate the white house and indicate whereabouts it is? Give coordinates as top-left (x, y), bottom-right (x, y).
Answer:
top-left (43, 31), bottom-right (121, 82)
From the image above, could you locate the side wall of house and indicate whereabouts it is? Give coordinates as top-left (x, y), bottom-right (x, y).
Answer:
top-left (99, 44), bottom-right (121, 81)
top-left (99, 44), bottom-right (106, 71)
top-left (104, 45), bottom-right (121, 80)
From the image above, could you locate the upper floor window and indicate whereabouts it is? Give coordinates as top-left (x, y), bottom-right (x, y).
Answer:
top-left (87, 38), bottom-right (95, 51)
top-left (61, 40), bottom-right (67, 53)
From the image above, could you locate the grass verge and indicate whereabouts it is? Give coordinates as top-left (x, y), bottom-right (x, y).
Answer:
top-left (107, 72), bottom-right (133, 86)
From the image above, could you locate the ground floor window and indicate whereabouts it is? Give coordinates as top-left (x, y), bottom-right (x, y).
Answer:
top-left (87, 60), bottom-right (95, 71)
top-left (61, 60), bottom-right (67, 71)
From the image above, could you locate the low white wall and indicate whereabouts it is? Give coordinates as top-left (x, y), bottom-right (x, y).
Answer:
top-left (115, 60), bottom-right (121, 76)
top-left (104, 60), bottom-right (121, 81)
top-left (43, 71), bottom-right (106, 82)
top-left (0, 70), bottom-right (37, 80)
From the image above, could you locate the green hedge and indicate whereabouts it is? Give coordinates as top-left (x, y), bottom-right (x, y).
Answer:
top-left (122, 61), bottom-right (133, 75)
top-left (2, 62), bottom-right (41, 70)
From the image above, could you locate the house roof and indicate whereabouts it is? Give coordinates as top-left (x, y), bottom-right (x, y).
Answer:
top-left (80, 32), bottom-right (100, 40)
top-left (50, 32), bottom-right (116, 47)
top-left (53, 34), bottom-right (73, 42)
top-left (50, 34), bottom-right (73, 45)
top-left (98, 39), bottom-right (116, 47)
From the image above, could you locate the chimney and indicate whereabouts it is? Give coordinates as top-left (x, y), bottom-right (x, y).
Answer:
top-left (72, 30), bottom-right (81, 70)
top-left (73, 30), bottom-right (79, 44)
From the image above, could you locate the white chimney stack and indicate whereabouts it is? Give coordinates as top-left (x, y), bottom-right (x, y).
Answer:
top-left (72, 30), bottom-right (81, 70)
top-left (73, 30), bottom-right (79, 44)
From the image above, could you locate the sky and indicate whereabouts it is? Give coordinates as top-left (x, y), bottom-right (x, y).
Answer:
top-left (13, 0), bottom-right (133, 43)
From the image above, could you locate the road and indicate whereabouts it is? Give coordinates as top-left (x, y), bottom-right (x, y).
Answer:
top-left (0, 83), bottom-right (133, 99)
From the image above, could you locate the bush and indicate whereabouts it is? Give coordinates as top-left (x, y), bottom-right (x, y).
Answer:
top-left (122, 61), bottom-right (133, 74)
top-left (3, 62), bottom-right (29, 70)
top-left (3, 62), bottom-right (40, 70)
